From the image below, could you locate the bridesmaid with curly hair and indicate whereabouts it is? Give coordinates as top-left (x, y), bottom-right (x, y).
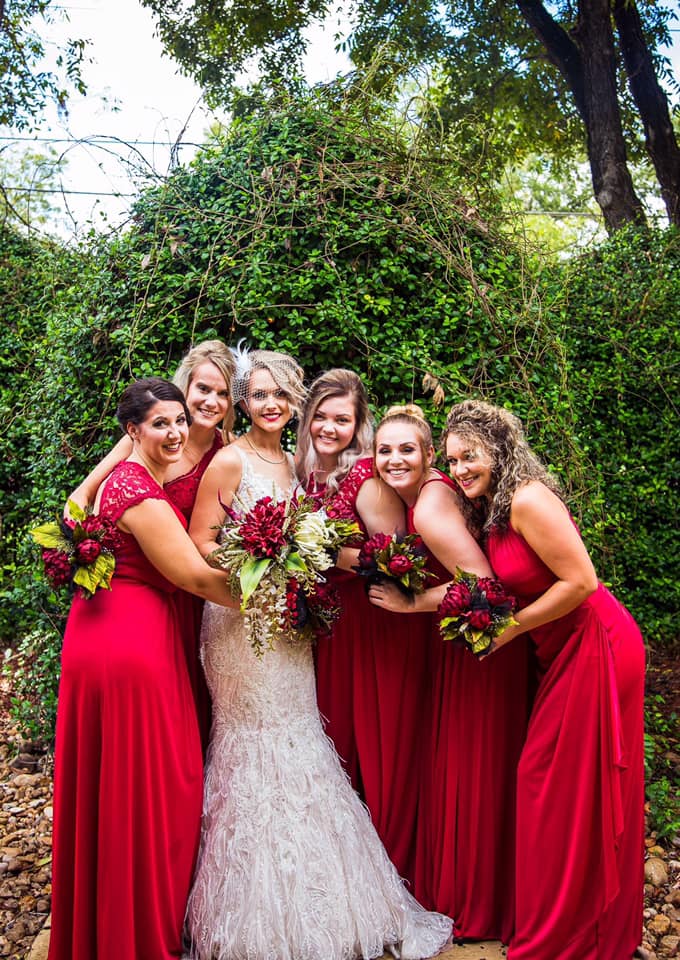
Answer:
top-left (442, 399), bottom-right (645, 960)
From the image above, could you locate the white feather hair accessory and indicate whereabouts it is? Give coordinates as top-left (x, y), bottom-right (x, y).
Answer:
top-left (229, 340), bottom-right (253, 403)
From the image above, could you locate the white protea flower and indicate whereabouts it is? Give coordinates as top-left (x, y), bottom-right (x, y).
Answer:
top-left (294, 512), bottom-right (334, 570)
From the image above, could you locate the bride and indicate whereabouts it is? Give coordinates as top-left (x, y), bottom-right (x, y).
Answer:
top-left (186, 348), bottom-right (452, 960)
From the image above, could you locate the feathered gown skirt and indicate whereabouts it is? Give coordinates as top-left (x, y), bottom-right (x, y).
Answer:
top-left (186, 603), bottom-right (453, 960)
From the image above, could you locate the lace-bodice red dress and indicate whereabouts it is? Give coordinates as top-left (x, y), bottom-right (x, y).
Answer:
top-left (164, 431), bottom-right (223, 750)
top-left (487, 522), bottom-right (644, 960)
top-left (48, 462), bottom-right (203, 960)
top-left (409, 470), bottom-right (532, 942)
top-left (311, 457), bottom-right (431, 885)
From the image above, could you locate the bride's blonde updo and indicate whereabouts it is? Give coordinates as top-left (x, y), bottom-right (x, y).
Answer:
top-left (375, 404), bottom-right (434, 463)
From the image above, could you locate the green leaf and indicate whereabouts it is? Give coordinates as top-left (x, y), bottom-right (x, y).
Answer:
top-left (30, 522), bottom-right (69, 550)
top-left (284, 551), bottom-right (307, 573)
top-left (239, 557), bottom-right (271, 609)
top-left (66, 499), bottom-right (88, 522)
top-left (73, 552), bottom-right (114, 597)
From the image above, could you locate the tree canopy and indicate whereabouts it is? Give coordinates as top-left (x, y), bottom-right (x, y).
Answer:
top-left (138, 0), bottom-right (680, 230)
top-left (0, 0), bottom-right (87, 130)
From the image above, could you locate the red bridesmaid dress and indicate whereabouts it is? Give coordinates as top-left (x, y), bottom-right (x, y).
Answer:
top-left (164, 431), bottom-right (223, 751)
top-left (48, 462), bottom-right (203, 960)
top-left (487, 522), bottom-right (645, 960)
top-left (412, 471), bottom-right (532, 942)
top-left (313, 457), bottom-right (432, 884)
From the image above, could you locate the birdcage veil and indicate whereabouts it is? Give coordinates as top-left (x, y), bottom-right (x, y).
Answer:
top-left (229, 343), bottom-right (306, 418)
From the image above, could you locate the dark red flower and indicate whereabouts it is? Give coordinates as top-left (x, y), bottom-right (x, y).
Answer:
top-left (239, 497), bottom-right (287, 558)
top-left (42, 548), bottom-right (72, 586)
top-left (439, 581), bottom-right (473, 617)
top-left (477, 577), bottom-right (510, 606)
top-left (75, 539), bottom-right (102, 564)
top-left (358, 532), bottom-right (392, 569)
top-left (468, 608), bottom-right (492, 630)
top-left (388, 554), bottom-right (414, 575)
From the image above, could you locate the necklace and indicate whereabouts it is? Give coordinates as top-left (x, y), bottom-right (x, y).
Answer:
top-left (244, 433), bottom-right (286, 464)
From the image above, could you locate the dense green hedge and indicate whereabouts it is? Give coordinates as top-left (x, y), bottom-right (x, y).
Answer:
top-left (1, 84), bottom-right (678, 744)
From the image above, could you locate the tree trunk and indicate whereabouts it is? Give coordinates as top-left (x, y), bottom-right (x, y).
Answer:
top-left (613, 0), bottom-right (680, 226)
top-left (516, 0), bottom-right (646, 232)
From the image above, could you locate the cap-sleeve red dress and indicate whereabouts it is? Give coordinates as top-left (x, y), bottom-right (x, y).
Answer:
top-left (48, 462), bottom-right (203, 960)
top-left (312, 457), bottom-right (431, 884)
top-left (487, 521), bottom-right (644, 960)
top-left (410, 470), bottom-right (532, 942)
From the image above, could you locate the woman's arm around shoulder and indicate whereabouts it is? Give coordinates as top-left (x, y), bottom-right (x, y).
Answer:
top-left (355, 476), bottom-right (406, 537)
top-left (119, 498), bottom-right (238, 607)
top-left (65, 435), bottom-right (133, 518)
top-left (414, 480), bottom-right (493, 578)
top-left (189, 445), bottom-right (244, 557)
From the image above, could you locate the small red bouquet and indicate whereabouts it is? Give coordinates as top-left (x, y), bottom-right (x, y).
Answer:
top-left (31, 501), bottom-right (116, 599)
top-left (284, 577), bottom-right (342, 642)
top-left (355, 532), bottom-right (432, 595)
top-left (438, 567), bottom-right (517, 657)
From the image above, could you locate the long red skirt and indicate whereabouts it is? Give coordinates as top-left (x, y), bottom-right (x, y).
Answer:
top-left (48, 581), bottom-right (203, 960)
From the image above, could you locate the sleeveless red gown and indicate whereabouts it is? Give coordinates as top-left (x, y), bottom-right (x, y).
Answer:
top-left (312, 457), bottom-right (431, 884)
top-left (487, 522), bottom-right (645, 960)
top-left (411, 471), bottom-right (532, 942)
top-left (48, 462), bottom-right (203, 960)
top-left (164, 432), bottom-right (222, 751)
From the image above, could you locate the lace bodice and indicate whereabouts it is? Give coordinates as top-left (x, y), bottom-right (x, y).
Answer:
top-left (99, 461), bottom-right (184, 592)
top-left (230, 445), bottom-right (297, 513)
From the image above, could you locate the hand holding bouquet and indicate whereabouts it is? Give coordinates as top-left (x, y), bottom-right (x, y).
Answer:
top-left (208, 494), bottom-right (359, 657)
top-left (355, 532), bottom-right (432, 595)
top-left (31, 501), bottom-right (116, 599)
top-left (438, 568), bottom-right (517, 657)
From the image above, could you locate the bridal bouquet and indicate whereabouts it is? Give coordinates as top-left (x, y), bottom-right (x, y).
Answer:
top-left (438, 568), bottom-right (517, 657)
top-left (31, 501), bottom-right (116, 599)
top-left (208, 494), bottom-right (359, 657)
top-left (355, 532), bottom-right (431, 595)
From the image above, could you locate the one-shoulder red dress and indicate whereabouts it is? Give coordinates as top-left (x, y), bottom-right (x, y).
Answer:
top-left (487, 522), bottom-right (645, 960)
top-left (164, 431), bottom-right (222, 751)
top-left (411, 470), bottom-right (532, 942)
top-left (48, 462), bottom-right (203, 960)
top-left (313, 457), bottom-right (431, 884)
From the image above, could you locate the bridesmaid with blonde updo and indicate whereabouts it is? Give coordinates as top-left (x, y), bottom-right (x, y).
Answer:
top-left (369, 404), bottom-right (532, 943)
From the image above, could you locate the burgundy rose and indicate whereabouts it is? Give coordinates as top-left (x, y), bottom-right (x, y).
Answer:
top-left (75, 539), bottom-right (102, 564)
top-left (388, 554), bottom-right (414, 576)
top-left (439, 581), bottom-right (473, 617)
top-left (240, 497), bottom-right (287, 558)
top-left (468, 608), bottom-right (492, 630)
top-left (358, 532), bottom-right (391, 569)
top-left (42, 548), bottom-right (72, 586)
top-left (477, 577), bottom-right (510, 606)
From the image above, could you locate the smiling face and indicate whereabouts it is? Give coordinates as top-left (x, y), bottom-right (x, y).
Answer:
top-left (245, 367), bottom-right (292, 432)
top-left (184, 361), bottom-right (231, 432)
top-left (375, 421), bottom-right (434, 504)
top-left (445, 432), bottom-right (494, 500)
top-left (129, 399), bottom-right (189, 469)
top-left (310, 394), bottom-right (357, 468)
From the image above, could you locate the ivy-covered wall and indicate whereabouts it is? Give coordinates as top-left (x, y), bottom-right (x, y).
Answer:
top-left (1, 85), bottom-right (678, 739)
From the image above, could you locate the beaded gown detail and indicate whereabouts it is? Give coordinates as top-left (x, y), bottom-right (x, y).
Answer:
top-left (186, 450), bottom-right (452, 960)
top-left (487, 523), bottom-right (645, 960)
top-left (48, 462), bottom-right (203, 960)
top-left (313, 457), bottom-right (431, 884)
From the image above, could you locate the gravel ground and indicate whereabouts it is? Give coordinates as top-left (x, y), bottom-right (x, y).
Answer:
top-left (1, 661), bottom-right (678, 960)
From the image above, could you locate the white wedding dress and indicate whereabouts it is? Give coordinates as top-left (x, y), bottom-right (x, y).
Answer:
top-left (186, 451), bottom-right (452, 960)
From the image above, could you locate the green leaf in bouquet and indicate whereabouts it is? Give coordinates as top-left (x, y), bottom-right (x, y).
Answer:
top-left (73, 552), bottom-right (115, 597)
top-left (66, 499), bottom-right (88, 523)
top-left (284, 551), bottom-right (308, 573)
top-left (239, 557), bottom-right (272, 610)
top-left (468, 630), bottom-right (493, 656)
top-left (30, 522), bottom-right (69, 551)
